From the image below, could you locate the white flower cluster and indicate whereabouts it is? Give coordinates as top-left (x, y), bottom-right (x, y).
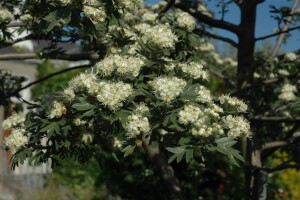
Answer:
top-left (196, 86), bottom-right (212, 104)
top-left (279, 83), bottom-right (297, 101)
top-left (175, 10), bottom-right (197, 31)
top-left (178, 104), bottom-right (203, 125)
top-left (125, 114), bottom-right (150, 137)
top-left (95, 54), bottom-right (144, 77)
top-left (48, 101), bottom-right (67, 119)
top-left (69, 73), bottom-right (98, 95)
top-left (2, 114), bottom-right (25, 130)
top-left (140, 24), bottom-right (178, 49)
top-left (60, 0), bottom-right (71, 6)
top-left (222, 115), bottom-right (250, 137)
top-left (2, 114), bottom-right (27, 149)
top-left (197, 42), bottom-right (214, 52)
top-left (73, 118), bottom-right (87, 126)
top-left (149, 76), bottom-right (187, 102)
top-left (142, 12), bottom-right (158, 22)
top-left (81, 133), bottom-right (94, 144)
top-left (212, 53), bottom-right (224, 65)
top-left (224, 58), bottom-right (238, 67)
top-left (64, 87), bottom-right (76, 101)
top-left (284, 52), bottom-right (297, 61)
top-left (219, 95), bottom-right (248, 112)
top-left (0, 8), bottom-right (14, 23)
top-left (20, 14), bottom-right (33, 23)
top-left (96, 81), bottom-right (133, 110)
top-left (118, 0), bottom-right (143, 11)
top-left (113, 137), bottom-right (123, 148)
top-left (197, 4), bottom-right (213, 17)
top-left (178, 104), bottom-right (224, 137)
top-left (4, 129), bottom-right (27, 149)
top-left (178, 62), bottom-right (209, 80)
top-left (134, 103), bottom-right (150, 116)
top-left (83, 5), bottom-right (106, 23)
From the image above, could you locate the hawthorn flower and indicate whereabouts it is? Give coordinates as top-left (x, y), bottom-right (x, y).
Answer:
top-left (2, 114), bottom-right (25, 130)
top-left (20, 14), bottom-right (33, 23)
top-left (83, 5), bottom-right (106, 23)
top-left (142, 12), bottom-right (158, 22)
top-left (125, 114), bottom-right (150, 137)
top-left (0, 8), bottom-right (14, 23)
top-left (175, 10), bottom-right (197, 31)
top-left (278, 83), bottom-right (297, 101)
top-left (284, 52), bottom-right (297, 61)
top-left (82, 133), bottom-right (94, 144)
top-left (222, 115), bottom-right (250, 138)
top-left (219, 95), bottom-right (248, 113)
top-left (95, 55), bottom-right (144, 77)
top-left (113, 137), bottom-right (123, 148)
top-left (149, 76), bottom-right (186, 102)
top-left (134, 103), bottom-right (150, 116)
top-left (96, 81), bottom-right (133, 110)
top-left (118, 0), bottom-right (143, 11)
top-left (64, 87), bottom-right (75, 101)
top-left (178, 62), bottom-right (209, 80)
top-left (196, 86), bottom-right (212, 104)
top-left (140, 24), bottom-right (178, 49)
top-left (178, 104), bottom-right (203, 125)
top-left (4, 128), bottom-right (27, 149)
top-left (48, 101), bottom-right (67, 119)
top-left (60, 0), bottom-right (71, 5)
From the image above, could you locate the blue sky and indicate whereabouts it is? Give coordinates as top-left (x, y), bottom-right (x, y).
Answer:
top-left (145, 0), bottom-right (299, 53)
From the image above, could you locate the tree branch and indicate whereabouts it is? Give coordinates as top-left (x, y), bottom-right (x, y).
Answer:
top-left (194, 29), bottom-right (238, 48)
top-left (255, 25), bottom-right (300, 41)
top-left (260, 161), bottom-right (300, 173)
top-left (3, 65), bottom-right (91, 100)
top-left (173, 1), bottom-right (241, 34)
top-left (271, 0), bottom-right (300, 57)
top-left (159, 0), bottom-right (175, 16)
top-left (261, 141), bottom-right (288, 151)
top-left (0, 52), bottom-right (101, 61)
top-left (142, 136), bottom-right (186, 200)
top-left (250, 116), bottom-right (300, 123)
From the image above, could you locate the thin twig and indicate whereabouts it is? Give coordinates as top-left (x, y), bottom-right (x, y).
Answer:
top-left (3, 65), bottom-right (91, 100)
top-left (271, 0), bottom-right (300, 57)
top-left (255, 25), bottom-right (300, 42)
top-left (194, 29), bottom-right (238, 48)
top-left (159, 0), bottom-right (175, 16)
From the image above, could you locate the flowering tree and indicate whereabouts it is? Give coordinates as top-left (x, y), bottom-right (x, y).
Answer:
top-left (0, 0), bottom-right (300, 199)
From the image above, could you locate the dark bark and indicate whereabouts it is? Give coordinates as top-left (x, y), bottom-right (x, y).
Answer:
top-left (142, 138), bottom-right (186, 200)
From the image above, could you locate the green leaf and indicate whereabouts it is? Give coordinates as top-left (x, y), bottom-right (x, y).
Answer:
top-left (112, 153), bottom-right (119, 162)
top-left (72, 102), bottom-right (95, 111)
top-left (81, 109), bottom-right (95, 117)
top-left (122, 145), bottom-right (136, 157)
top-left (176, 152), bottom-right (185, 163)
top-left (168, 154), bottom-right (177, 164)
top-left (166, 147), bottom-right (185, 154)
top-left (185, 149), bottom-right (193, 163)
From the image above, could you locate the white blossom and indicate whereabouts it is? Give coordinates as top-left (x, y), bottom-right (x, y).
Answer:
top-left (142, 12), bottom-right (158, 22)
top-left (219, 95), bottom-right (248, 112)
top-left (113, 137), bottom-right (123, 148)
top-left (278, 83), bottom-right (297, 101)
top-left (83, 5), bottom-right (106, 23)
top-left (96, 81), bottom-right (133, 110)
top-left (284, 52), bottom-right (297, 61)
top-left (2, 114), bottom-right (25, 130)
top-left (196, 86), bottom-right (213, 104)
top-left (149, 76), bottom-right (186, 102)
top-left (175, 10), bottom-right (197, 31)
top-left (4, 128), bottom-right (27, 149)
top-left (48, 101), bottom-right (67, 119)
top-left (95, 54), bottom-right (144, 77)
top-left (64, 87), bottom-right (75, 101)
top-left (134, 103), bottom-right (150, 116)
top-left (0, 8), bottom-right (14, 23)
top-left (178, 62), bottom-right (209, 80)
top-left (140, 24), bottom-right (178, 49)
top-left (20, 14), bottom-right (33, 23)
top-left (60, 0), bottom-right (71, 6)
top-left (125, 114), bottom-right (150, 137)
top-left (178, 104), bottom-right (203, 125)
top-left (222, 115), bottom-right (250, 137)
top-left (82, 133), bottom-right (94, 144)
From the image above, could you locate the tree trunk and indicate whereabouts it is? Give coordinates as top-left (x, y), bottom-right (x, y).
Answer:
top-left (142, 138), bottom-right (186, 200)
top-left (236, 1), bottom-right (267, 200)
